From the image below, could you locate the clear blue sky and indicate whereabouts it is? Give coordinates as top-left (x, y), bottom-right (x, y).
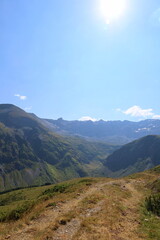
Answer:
top-left (1, 0), bottom-right (160, 121)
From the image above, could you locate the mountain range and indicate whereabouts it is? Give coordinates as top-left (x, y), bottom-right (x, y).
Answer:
top-left (44, 118), bottom-right (160, 144)
top-left (1, 103), bottom-right (160, 191)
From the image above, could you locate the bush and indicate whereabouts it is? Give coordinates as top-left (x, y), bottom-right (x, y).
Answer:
top-left (145, 194), bottom-right (160, 216)
top-left (0, 200), bottom-right (35, 222)
top-left (42, 183), bottom-right (72, 196)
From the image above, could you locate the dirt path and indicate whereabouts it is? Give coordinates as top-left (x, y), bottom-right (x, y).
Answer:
top-left (4, 182), bottom-right (108, 240)
top-left (3, 179), bottom-right (145, 240)
top-left (110, 181), bottom-right (144, 240)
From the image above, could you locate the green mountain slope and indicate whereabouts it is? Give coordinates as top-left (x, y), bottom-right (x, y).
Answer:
top-left (105, 135), bottom-right (160, 177)
top-left (0, 104), bottom-right (118, 191)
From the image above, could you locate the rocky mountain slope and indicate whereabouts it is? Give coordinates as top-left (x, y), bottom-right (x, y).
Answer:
top-left (45, 118), bottom-right (160, 144)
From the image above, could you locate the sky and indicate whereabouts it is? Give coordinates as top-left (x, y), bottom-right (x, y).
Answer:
top-left (0, 0), bottom-right (160, 121)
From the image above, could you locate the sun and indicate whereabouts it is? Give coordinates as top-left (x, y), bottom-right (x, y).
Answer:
top-left (100, 0), bottom-right (127, 24)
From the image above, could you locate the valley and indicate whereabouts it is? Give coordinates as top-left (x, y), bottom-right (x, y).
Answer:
top-left (2, 1), bottom-right (160, 239)
top-left (0, 104), bottom-right (118, 191)
top-left (1, 104), bottom-right (160, 191)
top-left (0, 104), bottom-right (160, 239)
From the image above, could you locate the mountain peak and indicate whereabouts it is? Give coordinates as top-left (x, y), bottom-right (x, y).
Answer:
top-left (0, 103), bottom-right (22, 110)
top-left (0, 103), bottom-right (41, 129)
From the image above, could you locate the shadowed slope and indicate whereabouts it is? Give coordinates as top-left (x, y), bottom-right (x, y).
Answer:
top-left (105, 135), bottom-right (160, 177)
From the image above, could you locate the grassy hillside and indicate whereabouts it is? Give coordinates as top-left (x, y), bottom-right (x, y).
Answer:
top-left (0, 104), bottom-right (44, 129)
top-left (105, 135), bottom-right (160, 177)
top-left (0, 104), bottom-right (118, 191)
top-left (0, 168), bottom-right (160, 240)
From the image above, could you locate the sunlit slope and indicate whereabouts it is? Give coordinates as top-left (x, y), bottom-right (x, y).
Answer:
top-left (0, 167), bottom-right (160, 240)
top-left (0, 104), bottom-right (117, 191)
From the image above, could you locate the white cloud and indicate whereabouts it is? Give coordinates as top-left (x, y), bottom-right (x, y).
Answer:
top-left (117, 105), bottom-right (154, 118)
top-left (152, 115), bottom-right (160, 119)
top-left (123, 106), bottom-right (153, 117)
top-left (24, 106), bottom-right (32, 111)
top-left (14, 94), bottom-right (27, 100)
top-left (79, 116), bottom-right (98, 122)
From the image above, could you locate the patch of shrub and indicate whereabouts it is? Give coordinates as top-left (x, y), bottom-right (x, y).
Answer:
top-left (145, 193), bottom-right (160, 216)
top-left (0, 200), bottom-right (35, 222)
top-left (0, 192), bottom-right (25, 206)
top-left (42, 183), bottom-right (72, 196)
top-left (46, 202), bottom-right (56, 208)
top-left (78, 179), bottom-right (94, 184)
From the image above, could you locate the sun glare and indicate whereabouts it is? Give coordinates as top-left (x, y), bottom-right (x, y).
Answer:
top-left (100, 0), bottom-right (126, 24)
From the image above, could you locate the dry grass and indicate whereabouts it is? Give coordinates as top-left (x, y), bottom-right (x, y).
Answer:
top-left (0, 173), bottom-right (160, 240)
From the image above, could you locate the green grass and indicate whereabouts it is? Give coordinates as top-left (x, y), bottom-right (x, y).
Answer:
top-left (140, 206), bottom-right (160, 240)
top-left (0, 178), bottom-right (99, 222)
top-left (139, 171), bottom-right (160, 240)
top-left (150, 167), bottom-right (160, 174)
top-left (0, 186), bottom-right (48, 222)
top-left (42, 182), bottom-right (74, 196)
top-left (145, 194), bottom-right (160, 216)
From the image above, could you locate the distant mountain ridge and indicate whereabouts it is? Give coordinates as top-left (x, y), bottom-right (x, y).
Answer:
top-left (44, 118), bottom-right (160, 144)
